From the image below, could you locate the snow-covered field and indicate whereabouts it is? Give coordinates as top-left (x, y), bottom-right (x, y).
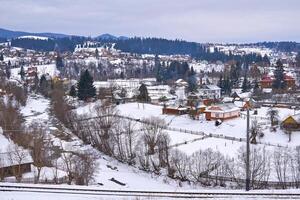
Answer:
top-left (115, 103), bottom-right (300, 153)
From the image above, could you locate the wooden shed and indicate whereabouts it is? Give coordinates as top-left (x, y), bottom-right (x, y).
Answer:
top-left (162, 105), bottom-right (188, 115)
top-left (281, 115), bottom-right (300, 131)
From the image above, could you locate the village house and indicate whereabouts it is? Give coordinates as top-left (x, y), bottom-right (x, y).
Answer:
top-left (260, 74), bottom-right (296, 89)
top-left (198, 84), bottom-right (221, 100)
top-left (281, 114), bottom-right (300, 131)
top-left (205, 103), bottom-right (240, 121)
top-left (162, 105), bottom-right (188, 115)
top-left (175, 79), bottom-right (188, 87)
top-left (25, 66), bottom-right (38, 85)
top-left (146, 85), bottom-right (175, 104)
top-left (0, 151), bottom-right (33, 179)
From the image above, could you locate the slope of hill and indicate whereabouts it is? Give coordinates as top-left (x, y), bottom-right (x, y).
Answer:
top-left (0, 28), bottom-right (70, 39)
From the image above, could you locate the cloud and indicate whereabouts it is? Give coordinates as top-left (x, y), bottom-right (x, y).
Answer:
top-left (0, 0), bottom-right (299, 42)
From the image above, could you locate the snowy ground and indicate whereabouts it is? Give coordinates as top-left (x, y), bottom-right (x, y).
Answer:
top-left (3, 95), bottom-right (300, 190)
top-left (114, 103), bottom-right (300, 153)
top-left (16, 95), bottom-right (188, 190)
top-left (1, 183), bottom-right (300, 200)
top-left (2, 191), bottom-right (299, 200)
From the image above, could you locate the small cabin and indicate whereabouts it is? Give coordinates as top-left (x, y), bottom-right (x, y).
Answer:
top-left (281, 115), bottom-right (300, 131)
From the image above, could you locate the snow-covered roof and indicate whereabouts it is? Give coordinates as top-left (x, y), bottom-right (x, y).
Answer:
top-left (204, 85), bottom-right (221, 90)
top-left (0, 150), bottom-right (33, 168)
top-left (222, 97), bottom-right (234, 103)
top-left (206, 103), bottom-right (240, 113)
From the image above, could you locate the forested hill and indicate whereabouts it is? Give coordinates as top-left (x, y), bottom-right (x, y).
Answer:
top-left (10, 37), bottom-right (86, 52)
top-left (9, 36), bottom-right (265, 64)
top-left (251, 41), bottom-right (300, 52)
top-left (111, 37), bottom-right (265, 64)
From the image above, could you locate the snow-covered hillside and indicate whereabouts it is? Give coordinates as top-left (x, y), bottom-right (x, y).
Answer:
top-left (17, 35), bottom-right (50, 40)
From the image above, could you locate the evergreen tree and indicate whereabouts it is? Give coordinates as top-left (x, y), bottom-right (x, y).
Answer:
top-left (20, 66), bottom-right (25, 81)
top-left (229, 64), bottom-right (240, 87)
top-left (296, 52), bottom-right (300, 68)
top-left (77, 70), bottom-right (96, 101)
top-left (39, 74), bottom-right (51, 96)
top-left (154, 55), bottom-right (163, 82)
top-left (137, 83), bottom-right (150, 102)
top-left (95, 48), bottom-right (99, 58)
top-left (120, 71), bottom-right (125, 79)
top-left (263, 54), bottom-right (270, 66)
top-left (242, 73), bottom-right (250, 92)
top-left (32, 73), bottom-right (39, 92)
top-left (56, 53), bottom-right (64, 69)
top-left (69, 85), bottom-right (77, 97)
top-left (253, 79), bottom-right (260, 96)
top-left (272, 60), bottom-right (286, 90)
top-left (223, 77), bottom-right (232, 95)
top-left (217, 74), bottom-right (223, 88)
top-left (5, 65), bottom-right (11, 79)
top-left (0, 53), bottom-right (3, 61)
top-left (187, 67), bottom-right (197, 92)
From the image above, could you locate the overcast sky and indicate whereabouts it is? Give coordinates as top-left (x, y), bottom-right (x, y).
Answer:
top-left (0, 0), bottom-right (299, 43)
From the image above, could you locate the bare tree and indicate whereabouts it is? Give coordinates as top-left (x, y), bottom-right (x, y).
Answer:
top-left (0, 151), bottom-right (5, 181)
top-left (73, 150), bottom-right (99, 185)
top-left (291, 147), bottom-right (300, 188)
top-left (122, 120), bottom-right (137, 165)
top-left (250, 120), bottom-right (263, 144)
top-left (142, 117), bottom-right (166, 155)
top-left (7, 144), bottom-right (30, 182)
top-left (60, 151), bottom-right (77, 185)
top-left (157, 132), bottom-right (171, 168)
top-left (274, 148), bottom-right (291, 189)
top-left (28, 125), bottom-right (51, 183)
top-left (236, 146), bottom-right (271, 189)
top-left (93, 100), bottom-right (119, 155)
top-left (170, 149), bottom-right (189, 181)
top-left (189, 149), bottom-right (220, 185)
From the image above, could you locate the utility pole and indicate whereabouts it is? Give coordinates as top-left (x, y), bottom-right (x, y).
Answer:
top-left (246, 108), bottom-right (250, 191)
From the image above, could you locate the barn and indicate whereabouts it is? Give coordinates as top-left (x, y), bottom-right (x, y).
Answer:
top-left (162, 105), bottom-right (188, 115)
top-left (0, 151), bottom-right (33, 179)
top-left (205, 103), bottom-right (240, 121)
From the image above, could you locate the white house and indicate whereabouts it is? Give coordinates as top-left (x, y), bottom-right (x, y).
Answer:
top-left (198, 85), bottom-right (221, 99)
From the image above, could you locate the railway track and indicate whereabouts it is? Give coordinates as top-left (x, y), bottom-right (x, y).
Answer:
top-left (1, 184), bottom-right (300, 199)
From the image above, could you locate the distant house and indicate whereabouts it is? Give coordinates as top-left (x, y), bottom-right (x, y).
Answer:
top-left (175, 79), bottom-right (188, 87)
top-left (187, 92), bottom-right (199, 107)
top-left (281, 114), bottom-right (300, 131)
top-left (260, 74), bottom-right (296, 89)
top-left (198, 85), bottom-right (221, 100)
top-left (234, 100), bottom-right (251, 111)
top-left (146, 85), bottom-right (174, 103)
top-left (0, 151), bottom-right (33, 179)
top-left (162, 105), bottom-right (188, 115)
top-left (205, 103), bottom-right (240, 121)
top-left (25, 66), bottom-right (38, 85)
